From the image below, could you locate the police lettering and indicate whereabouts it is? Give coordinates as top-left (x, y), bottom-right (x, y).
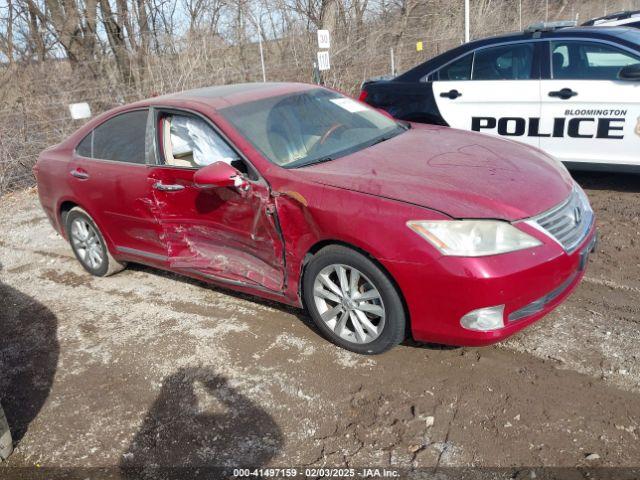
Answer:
top-left (471, 117), bottom-right (625, 139)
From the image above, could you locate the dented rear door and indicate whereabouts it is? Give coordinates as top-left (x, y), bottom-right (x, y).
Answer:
top-left (148, 166), bottom-right (286, 292)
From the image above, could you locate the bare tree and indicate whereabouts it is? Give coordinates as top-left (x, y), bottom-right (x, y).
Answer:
top-left (0, 0), bottom-right (15, 64)
top-left (25, 0), bottom-right (99, 70)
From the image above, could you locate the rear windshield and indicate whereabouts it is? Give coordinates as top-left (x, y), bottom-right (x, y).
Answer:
top-left (218, 88), bottom-right (405, 168)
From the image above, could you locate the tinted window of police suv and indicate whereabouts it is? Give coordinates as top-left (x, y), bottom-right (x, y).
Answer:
top-left (473, 43), bottom-right (534, 80)
top-left (438, 53), bottom-right (473, 80)
top-left (551, 40), bottom-right (640, 80)
top-left (92, 110), bottom-right (148, 163)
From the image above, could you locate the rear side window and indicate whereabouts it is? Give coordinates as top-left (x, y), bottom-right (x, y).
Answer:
top-left (551, 40), bottom-right (640, 80)
top-left (83, 110), bottom-right (148, 163)
top-left (76, 133), bottom-right (92, 157)
top-left (438, 54), bottom-right (473, 80)
top-left (472, 43), bottom-right (534, 80)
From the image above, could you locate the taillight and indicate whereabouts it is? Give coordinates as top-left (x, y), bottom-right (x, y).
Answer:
top-left (358, 90), bottom-right (368, 102)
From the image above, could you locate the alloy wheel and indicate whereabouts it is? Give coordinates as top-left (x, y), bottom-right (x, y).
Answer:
top-left (312, 264), bottom-right (386, 344)
top-left (70, 218), bottom-right (104, 270)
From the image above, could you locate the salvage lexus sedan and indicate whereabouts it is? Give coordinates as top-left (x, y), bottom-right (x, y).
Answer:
top-left (34, 82), bottom-right (596, 354)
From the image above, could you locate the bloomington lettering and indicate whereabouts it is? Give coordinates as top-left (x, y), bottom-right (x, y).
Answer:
top-left (565, 109), bottom-right (627, 116)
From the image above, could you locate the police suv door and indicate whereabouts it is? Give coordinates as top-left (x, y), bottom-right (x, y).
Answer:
top-left (432, 41), bottom-right (542, 149)
top-left (540, 39), bottom-right (640, 166)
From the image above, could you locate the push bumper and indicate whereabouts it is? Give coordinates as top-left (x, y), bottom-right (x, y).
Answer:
top-left (384, 226), bottom-right (597, 347)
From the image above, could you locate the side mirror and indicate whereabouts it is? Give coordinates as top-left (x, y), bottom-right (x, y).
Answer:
top-left (618, 63), bottom-right (640, 81)
top-left (193, 161), bottom-right (243, 189)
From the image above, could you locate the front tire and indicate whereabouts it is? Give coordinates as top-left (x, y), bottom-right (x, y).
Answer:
top-left (65, 207), bottom-right (126, 277)
top-left (303, 245), bottom-right (406, 355)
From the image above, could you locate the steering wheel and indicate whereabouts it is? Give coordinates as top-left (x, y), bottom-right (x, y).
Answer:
top-left (309, 123), bottom-right (348, 154)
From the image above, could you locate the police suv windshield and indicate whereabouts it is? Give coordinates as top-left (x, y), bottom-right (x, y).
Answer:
top-left (219, 88), bottom-right (406, 168)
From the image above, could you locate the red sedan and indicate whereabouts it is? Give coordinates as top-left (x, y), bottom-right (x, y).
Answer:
top-left (34, 83), bottom-right (596, 354)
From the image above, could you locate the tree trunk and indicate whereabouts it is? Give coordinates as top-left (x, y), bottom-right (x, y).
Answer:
top-left (99, 0), bottom-right (136, 85)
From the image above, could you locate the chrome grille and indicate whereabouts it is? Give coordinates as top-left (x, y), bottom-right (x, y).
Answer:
top-left (527, 185), bottom-right (594, 254)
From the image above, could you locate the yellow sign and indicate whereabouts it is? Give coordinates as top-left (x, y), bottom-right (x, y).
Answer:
top-left (416, 41), bottom-right (423, 52)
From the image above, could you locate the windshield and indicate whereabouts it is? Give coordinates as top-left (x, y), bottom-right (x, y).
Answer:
top-left (219, 88), bottom-right (406, 168)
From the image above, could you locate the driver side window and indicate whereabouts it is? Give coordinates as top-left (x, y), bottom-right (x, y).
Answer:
top-left (551, 40), bottom-right (640, 80)
top-left (472, 43), bottom-right (534, 80)
top-left (160, 113), bottom-right (241, 169)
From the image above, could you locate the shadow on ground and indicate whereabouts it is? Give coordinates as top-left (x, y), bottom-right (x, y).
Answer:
top-left (0, 263), bottom-right (59, 447)
top-left (120, 367), bottom-right (284, 479)
top-left (572, 170), bottom-right (640, 193)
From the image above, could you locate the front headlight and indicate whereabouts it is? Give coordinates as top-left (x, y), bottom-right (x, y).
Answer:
top-left (407, 220), bottom-right (542, 257)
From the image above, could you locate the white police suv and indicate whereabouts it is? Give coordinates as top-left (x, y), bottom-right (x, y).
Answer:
top-left (360, 22), bottom-right (640, 172)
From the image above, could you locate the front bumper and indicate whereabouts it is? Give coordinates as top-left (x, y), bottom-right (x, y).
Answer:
top-left (383, 224), bottom-right (597, 347)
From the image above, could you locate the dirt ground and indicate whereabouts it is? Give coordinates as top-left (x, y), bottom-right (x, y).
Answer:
top-left (0, 171), bottom-right (639, 477)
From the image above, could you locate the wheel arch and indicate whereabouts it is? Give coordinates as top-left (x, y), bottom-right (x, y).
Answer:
top-left (299, 239), bottom-right (412, 339)
top-left (57, 199), bottom-right (117, 255)
top-left (59, 200), bottom-right (79, 237)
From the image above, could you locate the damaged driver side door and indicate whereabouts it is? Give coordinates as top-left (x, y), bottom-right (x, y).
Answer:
top-left (148, 109), bottom-right (286, 292)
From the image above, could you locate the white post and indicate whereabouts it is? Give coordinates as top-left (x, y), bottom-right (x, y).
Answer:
top-left (464, 0), bottom-right (470, 43)
top-left (519, 0), bottom-right (522, 31)
top-left (257, 20), bottom-right (266, 83)
top-left (390, 48), bottom-right (395, 76)
top-left (545, 0), bottom-right (549, 21)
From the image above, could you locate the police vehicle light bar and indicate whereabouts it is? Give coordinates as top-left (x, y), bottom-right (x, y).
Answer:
top-left (525, 21), bottom-right (577, 33)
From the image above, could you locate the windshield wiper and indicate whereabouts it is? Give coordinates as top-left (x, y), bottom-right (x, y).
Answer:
top-left (369, 125), bottom-right (407, 148)
top-left (299, 156), bottom-right (334, 167)
top-left (370, 133), bottom-right (397, 147)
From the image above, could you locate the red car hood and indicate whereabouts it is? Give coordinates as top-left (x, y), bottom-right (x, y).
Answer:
top-left (296, 124), bottom-right (574, 220)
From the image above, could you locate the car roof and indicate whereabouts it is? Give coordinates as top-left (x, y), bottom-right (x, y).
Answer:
top-left (396, 26), bottom-right (640, 81)
top-left (61, 82), bottom-right (321, 148)
top-left (145, 82), bottom-right (315, 110)
top-left (453, 25), bottom-right (638, 49)
top-left (582, 9), bottom-right (640, 26)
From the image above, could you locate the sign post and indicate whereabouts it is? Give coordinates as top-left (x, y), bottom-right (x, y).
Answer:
top-left (317, 30), bottom-right (330, 49)
top-left (317, 51), bottom-right (330, 71)
top-left (315, 29), bottom-right (331, 84)
top-left (464, 0), bottom-right (470, 43)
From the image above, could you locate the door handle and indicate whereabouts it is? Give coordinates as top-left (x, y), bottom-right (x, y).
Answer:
top-left (153, 181), bottom-right (185, 192)
top-left (70, 169), bottom-right (89, 180)
top-left (440, 89), bottom-right (462, 99)
top-left (548, 88), bottom-right (577, 100)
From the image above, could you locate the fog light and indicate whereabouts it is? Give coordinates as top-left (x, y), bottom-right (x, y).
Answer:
top-left (460, 305), bottom-right (505, 331)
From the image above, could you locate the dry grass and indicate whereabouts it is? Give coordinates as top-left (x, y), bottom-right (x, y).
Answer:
top-left (0, 0), bottom-right (637, 194)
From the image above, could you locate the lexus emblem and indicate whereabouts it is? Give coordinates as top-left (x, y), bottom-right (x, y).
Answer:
top-left (573, 206), bottom-right (582, 225)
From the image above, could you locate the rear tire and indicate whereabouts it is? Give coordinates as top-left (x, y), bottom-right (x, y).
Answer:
top-left (303, 245), bottom-right (406, 355)
top-left (65, 207), bottom-right (126, 277)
